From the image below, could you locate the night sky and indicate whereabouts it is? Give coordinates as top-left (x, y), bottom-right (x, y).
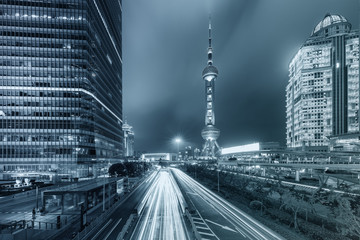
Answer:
top-left (122, 0), bottom-right (359, 153)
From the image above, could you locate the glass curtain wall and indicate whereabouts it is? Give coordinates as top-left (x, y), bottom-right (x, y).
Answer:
top-left (0, 0), bottom-right (123, 179)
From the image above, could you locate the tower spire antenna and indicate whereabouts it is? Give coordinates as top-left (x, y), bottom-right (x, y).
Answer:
top-left (208, 14), bottom-right (212, 48)
top-left (207, 14), bottom-right (213, 65)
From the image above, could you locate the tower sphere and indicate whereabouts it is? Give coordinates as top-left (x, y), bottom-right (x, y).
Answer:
top-left (201, 125), bottom-right (220, 140)
top-left (202, 65), bottom-right (218, 81)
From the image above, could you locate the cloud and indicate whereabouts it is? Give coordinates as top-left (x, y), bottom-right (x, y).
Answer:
top-left (123, 0), bottom-right (359, 152)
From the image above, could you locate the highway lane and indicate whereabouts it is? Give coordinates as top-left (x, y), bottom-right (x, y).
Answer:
top-left (85, 171), bottom-right (159, 240)
top-left (172, 168), bottom-right (285, 240)
top-left (130, 169), bottom-right (189, 240)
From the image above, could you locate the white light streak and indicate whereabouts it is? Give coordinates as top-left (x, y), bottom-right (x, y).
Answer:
top-left (131, 171), bottom-right (188, 240)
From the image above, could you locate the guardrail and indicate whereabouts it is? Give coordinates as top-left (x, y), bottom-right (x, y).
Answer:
top-left (117, 214), bottom-right (136, 240)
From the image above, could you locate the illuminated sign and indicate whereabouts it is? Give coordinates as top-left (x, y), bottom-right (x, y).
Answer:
top-left (221, 143), bottom-right (260, 155)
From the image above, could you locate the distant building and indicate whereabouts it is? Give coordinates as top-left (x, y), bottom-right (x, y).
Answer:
top-left (221, 142), bottom-right (282, 156)
top-left (184, 146), bottom-right (194, 160)
top-left (134, 150), bottom-right (146, 159)
top-left (141, 153), bottom-right (177, 162)
top-left (122, 121), bottom-right (134, 157)
top-left (286, 14), bottom-right (359, 152)
top-left (0, 1), bottom-right (123, 180)
top-left (194, 148), bottom-right (201, 159)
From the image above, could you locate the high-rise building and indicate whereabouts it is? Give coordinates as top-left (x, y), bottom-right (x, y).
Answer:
top-left (122, 120), bottom-right (134, 157)
top-left (0, 1), bottom-right (123, 180)
top-left (201, 17), bottom-right (220, 158)
top-left (286, 14), bottom-right (359, 151)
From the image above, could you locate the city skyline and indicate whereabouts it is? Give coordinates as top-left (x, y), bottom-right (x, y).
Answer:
top-left (123, 0), bottom-right (359, 152)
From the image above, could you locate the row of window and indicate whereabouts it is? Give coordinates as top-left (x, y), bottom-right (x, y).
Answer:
top-left (0, 134), bottom-right (94, 143)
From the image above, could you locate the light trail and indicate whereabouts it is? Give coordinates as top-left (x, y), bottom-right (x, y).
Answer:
top-left (172, 168), bottom-right (285, 240)
top-left (130, 170), bottom-right (189, 240)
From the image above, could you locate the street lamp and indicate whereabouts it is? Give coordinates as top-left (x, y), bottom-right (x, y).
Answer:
top-left (174, 137), bottom-right (182, 160)
top-left (217, 169), bottom-right (220, 193)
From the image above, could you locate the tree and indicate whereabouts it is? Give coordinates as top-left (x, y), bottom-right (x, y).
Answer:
top-left (328, 193), bottom-right (360, 239)
top-left (124, 162), bottom-right (140, 177)
top-left (108, 163), bottom-right (127, 177)
top-left (280, 190), bottom-right (310, 229)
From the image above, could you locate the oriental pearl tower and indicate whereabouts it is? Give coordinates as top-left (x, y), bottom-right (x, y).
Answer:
top-left (201, 17), bottom-right (220, 158)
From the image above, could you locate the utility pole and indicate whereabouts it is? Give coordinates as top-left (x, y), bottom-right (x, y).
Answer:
top-left (103, 177), bottom-right (105, 212)
top-left (35, 185), bottom-right (39, 210)
top-left (217, 170), bottom-right (220, 193)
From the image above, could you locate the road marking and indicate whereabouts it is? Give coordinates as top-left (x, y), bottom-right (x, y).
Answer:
top-left (198, 231), bottom-right (216, 236)
top-left (196, 226), bottom-right (210, 230)
top-left (104, 218), bottom-right (122, 240)
top-left (205, 219), bottom-right (237, 233)
top-left (91, 218), bottom-right (113, 240)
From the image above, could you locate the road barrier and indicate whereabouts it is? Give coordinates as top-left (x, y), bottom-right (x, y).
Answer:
top-left (117, 213), bottom-right (136, 240)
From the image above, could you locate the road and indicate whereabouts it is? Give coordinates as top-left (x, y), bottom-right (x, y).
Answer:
top-left (0, 192), bottom-right (41, 224)
top-left (171, 168), bottom-right (285, 240)
top-left (130, 169), bottom-right (189, 240)
top-left (85, 171), bottom-right (159, 240)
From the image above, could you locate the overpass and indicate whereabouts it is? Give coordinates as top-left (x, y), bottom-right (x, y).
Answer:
top-left (218, 160), bottom-right (360, 171)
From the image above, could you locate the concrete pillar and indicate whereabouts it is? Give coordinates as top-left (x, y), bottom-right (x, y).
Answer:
top-left (61, 194), bottom-right (64, 214)
top-left (108, 184), bottom-right (111, 208)
top-left (261, 168), bottom-right (266, 177)
top-left (84, 193), bottom-right (88, 210)
top-left (93, 192), bottom-right (96, 206)
top-left (73, 193), bottom-right (78, 209)
top-left (295, 170), bottom-right (300, 182)
top-left (42, 192), bottom-right (45, 211)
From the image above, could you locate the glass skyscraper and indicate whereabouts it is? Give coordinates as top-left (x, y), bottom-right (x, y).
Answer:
top-left (286, 14), bottom-right (359, 151)
top-left (0, 0), bottom-right (123, 180)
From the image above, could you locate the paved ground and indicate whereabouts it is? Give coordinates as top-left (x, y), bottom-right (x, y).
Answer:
top-left (172, 168), bottom-right (285, 240)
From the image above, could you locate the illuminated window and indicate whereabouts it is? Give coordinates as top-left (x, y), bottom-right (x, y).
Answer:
top-left (207, 95), bottom-right (212, 101)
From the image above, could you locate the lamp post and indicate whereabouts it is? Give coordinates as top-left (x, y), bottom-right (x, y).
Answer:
top-left (217, 169), bottom-right (220, 193)
top-left (174, 137), bottom-right (182, 160)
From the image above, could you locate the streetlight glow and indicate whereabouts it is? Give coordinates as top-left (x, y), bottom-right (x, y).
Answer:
top-left (174, 137), bottom-right (182, 160)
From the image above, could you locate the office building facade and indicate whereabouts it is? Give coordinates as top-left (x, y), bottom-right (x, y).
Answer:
top-left (286, 14), bottom-right (359, 151)
top-left (0, 0), bottom-right (123, 179)
top-left (122, 121), bottom-right (134, 157)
